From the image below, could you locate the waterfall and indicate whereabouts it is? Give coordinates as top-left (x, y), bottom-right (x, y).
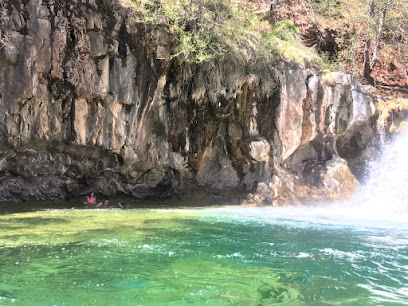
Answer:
top-left (353, 128), bottom-right (408, 216)
top-left (377, 115), bottom-right (387, 146)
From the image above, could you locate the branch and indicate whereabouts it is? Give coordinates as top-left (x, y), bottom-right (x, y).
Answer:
top-left (370, 4), bottom-right (388, 70)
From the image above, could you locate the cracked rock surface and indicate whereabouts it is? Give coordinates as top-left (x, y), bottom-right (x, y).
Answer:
top-left (0, 0), bottom-right (378, 203)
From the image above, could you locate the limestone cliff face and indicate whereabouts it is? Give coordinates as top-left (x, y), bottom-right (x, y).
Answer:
top-left (0, 0), bottom-right (377, 202)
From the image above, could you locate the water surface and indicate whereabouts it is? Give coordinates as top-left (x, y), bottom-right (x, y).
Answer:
top-left (1, 206), bottom-right (407, 305)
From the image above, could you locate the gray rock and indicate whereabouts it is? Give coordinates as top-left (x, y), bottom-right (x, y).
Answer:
top-left (0, 0), bottom-right (377, 203)
top-left (88, 31), bottom-right (107, 57)
top-left (196, 139), bottom-right (240, 189)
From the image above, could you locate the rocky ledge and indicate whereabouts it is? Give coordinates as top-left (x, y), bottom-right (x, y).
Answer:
top-left (0, 0), bottom-right (379, 203)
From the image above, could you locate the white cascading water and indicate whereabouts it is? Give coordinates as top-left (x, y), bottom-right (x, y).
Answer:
top-left (211, 127), bottom-right (408, 229)
top-left (353, 127), bottom-right (408, 218)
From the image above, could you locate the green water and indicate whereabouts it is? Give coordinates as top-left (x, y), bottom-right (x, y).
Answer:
top-left (0, 207), bottom-right (407, 305)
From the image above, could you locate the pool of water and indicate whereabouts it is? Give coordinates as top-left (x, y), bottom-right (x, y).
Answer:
top-left (0, 206), bottom-right (407, 305)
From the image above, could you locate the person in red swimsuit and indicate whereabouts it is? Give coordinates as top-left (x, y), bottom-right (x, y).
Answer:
top-left (84, 192), bottom-right (96, 207)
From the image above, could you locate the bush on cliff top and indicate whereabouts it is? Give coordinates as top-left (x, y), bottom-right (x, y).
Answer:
top-left (119, 0), bottom-right (316, 65)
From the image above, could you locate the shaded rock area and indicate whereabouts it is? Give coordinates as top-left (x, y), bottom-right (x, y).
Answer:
top-left (248, 68), bottom-right (378, 205)
top-left (0, 0), bottom-right (378, 203)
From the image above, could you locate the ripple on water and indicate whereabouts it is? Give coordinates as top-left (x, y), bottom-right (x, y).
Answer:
top-left (0, 207), bottom-right (407, 305)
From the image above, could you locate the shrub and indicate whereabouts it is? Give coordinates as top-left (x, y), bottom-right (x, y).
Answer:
top-left (307, 0), bottom-right (344, 18)
top-left (119, 0), bottom-right (317, 65)
top-left (261, 21), bottom-right (317, 66)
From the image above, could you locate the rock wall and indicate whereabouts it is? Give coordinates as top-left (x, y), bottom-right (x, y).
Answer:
top-left (0, 0), bottom-right (378, 202)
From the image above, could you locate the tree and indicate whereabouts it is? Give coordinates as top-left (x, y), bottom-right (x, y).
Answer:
top-left (364, 0), bottom-right (392, 83)
top-left (363, 0), bottom-right (408, 84)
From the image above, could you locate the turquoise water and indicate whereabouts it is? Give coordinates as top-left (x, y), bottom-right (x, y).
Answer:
top-left (0, 206), bottom-right (407, 305)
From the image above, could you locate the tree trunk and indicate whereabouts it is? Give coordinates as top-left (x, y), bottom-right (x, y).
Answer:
top-left (270, 0), bottom-right (279, 23)
top-left (270, 0), bottom-right (279, 11)
top-left (397, 42), bottom-right (408, 85)
top-left (363, 0), bottom-right (376, 84)
top-left (370, 5), bottom-right (388, 71)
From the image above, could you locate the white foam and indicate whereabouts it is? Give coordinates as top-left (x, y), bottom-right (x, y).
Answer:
top-left (353, 128), bottom-right (408, 216)
top-left (296, 252), bottom-right (310, 258)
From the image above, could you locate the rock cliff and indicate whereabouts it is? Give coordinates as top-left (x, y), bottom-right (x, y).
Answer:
top-left (0, 0), bottom-right (378, 203)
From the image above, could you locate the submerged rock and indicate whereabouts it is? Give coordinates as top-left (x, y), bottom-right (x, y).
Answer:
top-left (0, 0), bottom-right (377, 203)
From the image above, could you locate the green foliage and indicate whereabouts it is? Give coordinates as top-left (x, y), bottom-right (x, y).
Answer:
top-left (269, 20), bottom-right (299, 41)
top-left (261, 21), bottom-right (317, 66)
top-left (120, 0), bottom-right (251, 63)
top-left (119, 0), bottom-right (316, 65)
top-left (308, 0), bottom-right (344, 17)
top-left (314, 51), bottom-right (339, 72)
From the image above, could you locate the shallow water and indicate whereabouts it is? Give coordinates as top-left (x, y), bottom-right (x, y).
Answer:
top-left (0, 206), bottom-right (407, 305)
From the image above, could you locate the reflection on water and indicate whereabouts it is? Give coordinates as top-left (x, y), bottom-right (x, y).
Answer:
top-left (0, 207), bottom-right (407, 305)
